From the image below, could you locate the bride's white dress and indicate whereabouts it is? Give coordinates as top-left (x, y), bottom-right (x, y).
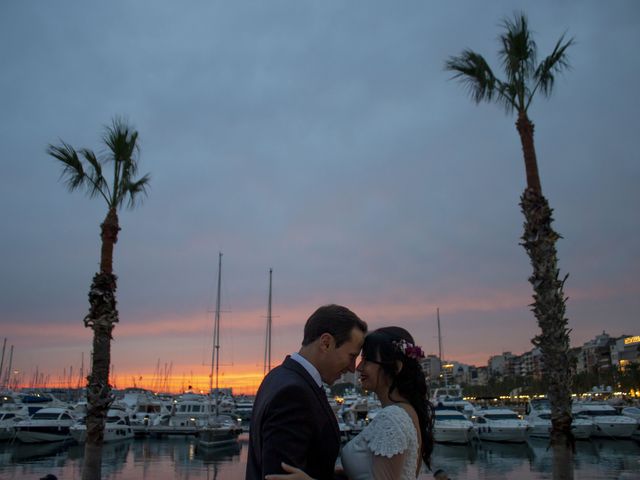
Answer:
top-left (340, 404), bottom-right (419, 480)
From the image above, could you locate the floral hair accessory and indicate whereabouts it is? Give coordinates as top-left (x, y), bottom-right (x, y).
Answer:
top-left (393, 339), bottom-right (425, 360)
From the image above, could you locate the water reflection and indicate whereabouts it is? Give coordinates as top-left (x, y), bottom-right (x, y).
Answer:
top-left (0, 433), bottom-right (637, 480)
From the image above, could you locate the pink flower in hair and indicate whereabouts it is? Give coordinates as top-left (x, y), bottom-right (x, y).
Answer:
top-left (393, 339), bottom-right (425, 360)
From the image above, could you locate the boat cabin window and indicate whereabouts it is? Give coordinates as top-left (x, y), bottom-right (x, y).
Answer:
top-left (539, 413), bottom-right (551, 420)
top-left (436, 414), bottom-right (467, 421)
top-left (32, 412), bottom-right (62, 420)
top-left (577, 410), bottom-right (616, 417)
top-left (484, 413), bottom-right (519, 420)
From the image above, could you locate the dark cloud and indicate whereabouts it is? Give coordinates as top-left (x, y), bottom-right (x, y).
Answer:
top-left (1, 1), bottom-right (638, 379)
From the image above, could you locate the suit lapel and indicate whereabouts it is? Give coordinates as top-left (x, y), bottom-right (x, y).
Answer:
top-left (283, 357), bottom-right (340, 439)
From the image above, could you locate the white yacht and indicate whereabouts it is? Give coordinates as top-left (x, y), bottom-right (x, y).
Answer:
top-left (621, 406), bottom-right (640, 440)
top-left (70, 407), bottom-right (134, 443)
top-left (15, 407), bottom-right (76, 443)
top-left (472, 408), bottom-right (530, 443)
top-left (433, 408), bottom-right (475, 444)
top-left (121, 389), bottom-right (167, 428)
top-left (572, 402), bottom-right (637, 438)
top-left (431, 386), bottom-right (475, 418)
top-left (234, 396), bottom-right (254, 421)
top-left (0, 409), bottom-right (28, 441)
top-left (525, 398), bottom-right (593, 439)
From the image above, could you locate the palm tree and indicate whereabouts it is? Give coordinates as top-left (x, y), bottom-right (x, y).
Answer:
top-left (48, 117), bottom-right (150, 480)
top-left (445, 12), bottom-right (574, 470)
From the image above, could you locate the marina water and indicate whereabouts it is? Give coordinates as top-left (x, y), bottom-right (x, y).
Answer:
top-left (0, 433), bottom-right (639, 479)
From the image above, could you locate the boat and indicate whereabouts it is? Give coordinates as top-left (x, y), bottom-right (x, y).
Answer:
top-left (121, 388), bottom-right (168, 428)
top-left (524, 398), bottom-right (593, 439)
top-left (431, 385), bottom-right (475, 418)
top-left (70, 407), bottom-right (133, 443)
top-left (572, 402), bottom-right (637, 438)
top-left (472, 408), bottom-right (530, 443)
top-left (234, 395), bottom-right (254, 422)
top-left (0, 409), bottom-right (28, 441)
top-left (433, 408), bottom-right (475, 444)
top-left (621, 406), bottom-right (640, 440)
top-left (198, 252), bottom-right (241, 448)
top-left (15, 407), bottom-right (76, 443)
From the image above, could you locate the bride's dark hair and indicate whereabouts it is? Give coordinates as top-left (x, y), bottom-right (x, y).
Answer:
top-left (361, 326), bottom-right (434, 468)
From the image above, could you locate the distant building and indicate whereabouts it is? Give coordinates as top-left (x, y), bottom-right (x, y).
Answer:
top-left (488, 352), bottom-right (516, 378)
top-left (420, 355), bottom-right (441, 382)
top-left (610, 335), bottom-right (640, 369)
top-left (576, 331), bottom-right (614, 374)
top-left (520, 348), bottom-right (543, 379)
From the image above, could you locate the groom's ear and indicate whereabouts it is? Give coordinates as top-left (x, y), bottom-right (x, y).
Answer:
top-left (319, 332), bottom-right (334, 351)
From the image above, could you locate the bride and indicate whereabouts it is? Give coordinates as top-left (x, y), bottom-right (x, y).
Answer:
top-left (267, 326), bottom-right (434, 480)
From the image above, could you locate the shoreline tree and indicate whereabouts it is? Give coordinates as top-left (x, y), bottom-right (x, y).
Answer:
top-left (48, 118), bottom-right (150, 480)
top-left (445, 13), bottom-right (575, 478)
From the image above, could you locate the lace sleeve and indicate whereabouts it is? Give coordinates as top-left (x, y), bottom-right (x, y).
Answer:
top-left (361, 405), bottom-right (415, 458)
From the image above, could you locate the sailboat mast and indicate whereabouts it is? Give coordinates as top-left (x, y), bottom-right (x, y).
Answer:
top-left (437, 307), bottom-right (443, 363)
top-left (0, 338), bottom-right (6, 390)
top-left (264, 268), bottom-right (273, 376)
top-left (212, 252), bottom-right (223, 415)
top-left (437, 308), bottom-right (447, 387)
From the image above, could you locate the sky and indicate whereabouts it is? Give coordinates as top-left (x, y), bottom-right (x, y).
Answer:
top-left (1, 1), bottom-right (638, 395)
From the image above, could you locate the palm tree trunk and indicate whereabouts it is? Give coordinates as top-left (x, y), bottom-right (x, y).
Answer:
top-left (100, 208), bottom-right (120, 275)
top-left (516, 112), bottom-right (543, 194)
top-left (520, 188), bottom-right (574, 480)
top-left (82, 209), bottom-right (120, 480)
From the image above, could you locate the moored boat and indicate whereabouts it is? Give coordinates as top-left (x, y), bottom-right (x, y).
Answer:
top-left (15, 407), bottom-right (76, 443)
top-left (525, 398), bottom-right (593, 439)
top-left (433, 408), bottom-right (475, 444)
top-left (70, 407), bottom-right (133, 443)
top-left (472, 408), bottom-right (530, 443)
top-left (572, 402), bottom-right (637, 439)
top-left (0, 409), bottom-right (28, 441)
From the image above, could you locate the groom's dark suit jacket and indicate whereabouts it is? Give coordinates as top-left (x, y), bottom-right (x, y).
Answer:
top-left (245, 356), bottom-right (340, 480)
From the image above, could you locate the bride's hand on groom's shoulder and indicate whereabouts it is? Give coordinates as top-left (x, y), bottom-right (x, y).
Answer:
top-left (265, 462), bottom-right (314, 480)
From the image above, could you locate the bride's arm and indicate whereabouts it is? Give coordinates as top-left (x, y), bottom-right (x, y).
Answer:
top-left (371, 452), bottom-right (406, 480)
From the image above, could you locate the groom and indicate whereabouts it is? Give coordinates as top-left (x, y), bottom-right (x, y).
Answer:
top-left (245, 304), bottom-right (367, 480)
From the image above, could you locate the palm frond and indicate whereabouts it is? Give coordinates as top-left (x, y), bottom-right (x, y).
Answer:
top-left (123, 174), bottom-right (151, 209)
top-left (498, 13), bottom-right (537, 85)
top-left (495, 80), bottom-right (520, 114)
top-left (532, 34), bottom-right (574, 99)
top-left (79, 148), bottom-right (111, 202)
top-left (50, 116), bottom-right (150, 211)
top-left (445, 50), bottom-right (498, 104)
top-left (47, 142), bottom-right (87, 192)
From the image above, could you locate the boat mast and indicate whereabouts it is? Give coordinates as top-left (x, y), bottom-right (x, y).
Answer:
top-left (0, 338), bottom-right (6, 390)
top-left (437, 308), bottom-right (447, 387)
top-left (264, 268), bottom-right (273, 376)
top-left (211, 252), bottom-right (223, 417)
top-left (4, 345), bottom-right (13, 390)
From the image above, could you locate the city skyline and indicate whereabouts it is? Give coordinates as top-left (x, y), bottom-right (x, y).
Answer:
top-left (1, 1), bottom-right (638, 395)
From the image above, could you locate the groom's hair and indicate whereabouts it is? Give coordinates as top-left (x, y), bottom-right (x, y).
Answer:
top-left (302, 304), bottom-right (367, 347)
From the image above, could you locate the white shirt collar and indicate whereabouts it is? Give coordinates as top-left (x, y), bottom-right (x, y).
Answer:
top-left (291, 352), bottom-right (323, 388)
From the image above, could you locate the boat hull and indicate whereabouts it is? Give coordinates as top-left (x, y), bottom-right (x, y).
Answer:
top-left (591, 419), bottom-right (637, 438)
top-left (434, 422), bottom-right (475, 444)
top-left (16, 426), bottom-right (71, 443)
top-left (70, 425), bottom-right (134, 444)
top-left (197, 427), bottom-right (238, 448)
top-left (528, 420), bottom-right (593, 440)
top-left (475, 425), bottom-right (529, 443)
top-left (0, 426), bottom-right (15, 441)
